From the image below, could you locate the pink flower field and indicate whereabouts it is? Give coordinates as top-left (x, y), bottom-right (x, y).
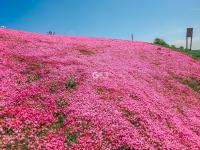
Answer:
top-left (0, 28), bottom-right (200, 150)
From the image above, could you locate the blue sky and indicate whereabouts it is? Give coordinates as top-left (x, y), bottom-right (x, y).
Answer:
top-left (0, 0), bottom-right (200, 49)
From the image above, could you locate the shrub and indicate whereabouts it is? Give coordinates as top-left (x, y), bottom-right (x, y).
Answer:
top-left (170, 45), bottom-right (186, 51)
top-left (179, 46), bottom-right (185, 50)
top-left (65, 132), bottom-right (77, 146)
top-left (153, 38), bottom-right (169, 47)
top-left (66, 78), bottom-right (76, 90)
top-left (170, 45), bottom-right (177, 49)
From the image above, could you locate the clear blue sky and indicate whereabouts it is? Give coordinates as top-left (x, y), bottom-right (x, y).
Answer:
top-left (0, 0), bottom-right (200, 49)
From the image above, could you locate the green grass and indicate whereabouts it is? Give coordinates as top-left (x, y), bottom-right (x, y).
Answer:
top-left (153, 38), bottom-right (200, 60)
top-left (175, 49), bottom-right (200, 60)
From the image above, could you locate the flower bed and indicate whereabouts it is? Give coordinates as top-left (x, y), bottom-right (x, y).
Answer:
top-left (0, 28), bottom-right (200, 149)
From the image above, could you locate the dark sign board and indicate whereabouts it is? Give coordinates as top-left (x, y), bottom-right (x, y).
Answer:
top-left (187, 28), bottom-right (193, 37)
top-left (186, 28), bottom-right (193, 50)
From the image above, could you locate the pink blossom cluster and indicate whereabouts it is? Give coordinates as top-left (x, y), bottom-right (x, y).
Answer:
top-left (0, 28), bottom-right (200, 149)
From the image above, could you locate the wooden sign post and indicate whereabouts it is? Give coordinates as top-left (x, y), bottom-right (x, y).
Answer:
top-left (186, 28), bottom-right (193, 50)
top-left (131, 34), bottom-right (134, 41)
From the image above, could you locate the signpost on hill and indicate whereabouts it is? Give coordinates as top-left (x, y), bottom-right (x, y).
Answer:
top-left (186, 28), bottom-right (193, 50)
top-left (131, 34), bottom-right (134, 41)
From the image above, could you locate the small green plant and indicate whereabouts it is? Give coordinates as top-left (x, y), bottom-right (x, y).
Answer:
top-left (53, 113), bottom-right (66, 128)
top-left (21, 144), bottom-right (28, 150)
top-left (13, 140), bottom-right (19, 150)
top-left (36, 128), bottom-right (48, 137)
top-left (118, 146), bottom-right (132, 150)
top-left (16, 78), bottom-right (22, 84)
top-left (21, 140), bottom-right (29, 150)
top-left (96, 87), bottom-right (104, 94)
top-left (66, 78), bottom-right (76, 90)
top-left (4, 139), bottom-right (29, 150)
top-left (5, 143), bottom-right (12, 150)
top-left (129, 117), bottom-right (141, 127)
top-left (27, 73), bottom-right (41, 83)
top-left (122, 109), bottom-right (141, 127)
top-left (58, 115), bottom-right (65, 127)
top-left (3, 126), bottom-right (14, 135)
top-left (51, 113), bottom-right (66, 129)
top-left (29, 93), bottom-right (43, 100)
top-left (28, 63), bottom-right (41, 70)
top-left (49, 83), bottom-right (58, 93)
top-left (65, 132), bottom-right (77, 147)
top-left (56, 97), bottom-right (67, 108)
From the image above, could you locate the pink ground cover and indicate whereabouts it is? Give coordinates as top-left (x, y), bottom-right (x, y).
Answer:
top-left (0, 28), bottom-right (200, 149)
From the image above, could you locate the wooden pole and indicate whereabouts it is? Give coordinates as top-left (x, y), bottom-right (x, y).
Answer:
top-left (190, 37), bottom-right (193, 51)
top-left (131, 34), bottom-right (133, 41)
top-left (186, 37), bottom-right (188, 50)
top-left (186, 28), bottom-right (193, 50)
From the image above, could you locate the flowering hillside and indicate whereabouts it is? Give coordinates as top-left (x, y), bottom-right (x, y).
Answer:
top-left (0, 28), bottom-right (200, 150)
